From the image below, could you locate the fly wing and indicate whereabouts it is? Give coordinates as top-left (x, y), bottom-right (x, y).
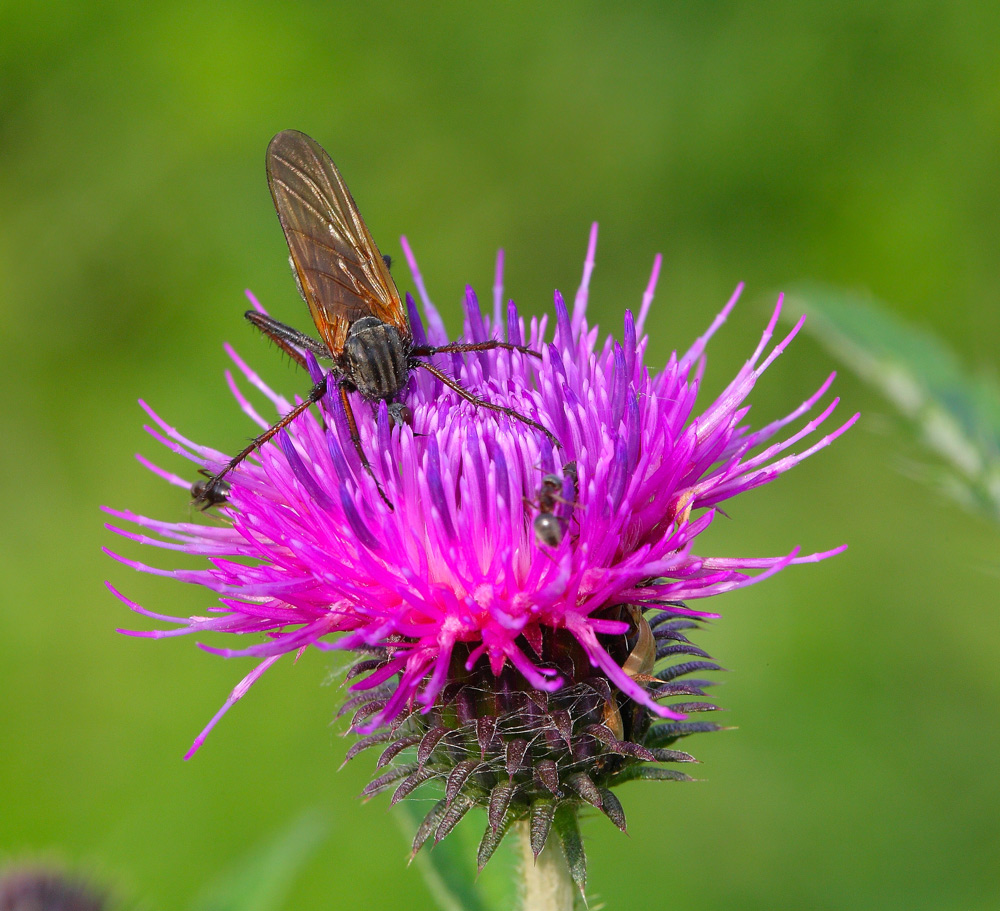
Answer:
top-left (265, 130), bottom-right (410, 355)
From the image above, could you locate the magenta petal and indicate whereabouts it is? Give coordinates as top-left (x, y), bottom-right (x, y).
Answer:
top-left (184, 656), bottom-right (281, 759)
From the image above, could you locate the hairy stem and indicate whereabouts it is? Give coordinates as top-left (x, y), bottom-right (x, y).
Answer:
top-left (518, 821), bottom-right (574, 911)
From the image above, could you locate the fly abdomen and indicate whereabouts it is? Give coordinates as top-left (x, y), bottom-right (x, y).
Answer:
top-left (341, 316), bottom-right (411, 401)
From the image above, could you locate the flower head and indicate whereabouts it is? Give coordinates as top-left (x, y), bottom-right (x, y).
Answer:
top-left (0, 867), bottom-right (108, 911)
top-left (105, 225), bottom-right (855, 880)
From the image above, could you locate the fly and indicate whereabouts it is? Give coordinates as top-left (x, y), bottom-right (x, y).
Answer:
top-left (194, 130), bottom-right (556, 510)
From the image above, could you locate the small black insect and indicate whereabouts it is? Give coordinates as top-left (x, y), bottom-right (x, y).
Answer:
top-left (190, 470), bottom-right (230, 509)
top-left (532, 461), bottom-right (578, 546)
top-left (194, 130), bottom-right (556, 510)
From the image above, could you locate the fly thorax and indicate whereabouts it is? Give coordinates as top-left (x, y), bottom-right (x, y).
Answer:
top-left (342, 316), bottom-right (410, 402)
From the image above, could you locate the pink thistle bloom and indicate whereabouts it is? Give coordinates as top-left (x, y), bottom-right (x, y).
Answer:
top-left (104, 224), bottom-right (855, 867)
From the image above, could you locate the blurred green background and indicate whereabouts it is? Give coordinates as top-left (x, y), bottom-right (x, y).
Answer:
top-left (2, 2), bottom-right (999, 908)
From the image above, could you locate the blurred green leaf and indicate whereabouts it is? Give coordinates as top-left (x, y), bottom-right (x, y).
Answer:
top-left (789, 285), bottom-right (1000, 522)
top-left (188, 808), bottom-right (331, 911)
top-left (396, 801), bottom-right (519, 911)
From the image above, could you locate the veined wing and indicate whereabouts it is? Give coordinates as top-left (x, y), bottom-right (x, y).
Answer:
top-left (265, 130), bottom-right (409, 355)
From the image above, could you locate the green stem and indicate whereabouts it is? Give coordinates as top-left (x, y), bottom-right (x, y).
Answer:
top-left (517, 821), bottom-right (574, 911)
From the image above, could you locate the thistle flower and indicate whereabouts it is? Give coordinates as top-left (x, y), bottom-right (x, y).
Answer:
top-left (104, 225), bottom-right (856, 888)
top-left (0, 868), bottom-right (108, 911)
